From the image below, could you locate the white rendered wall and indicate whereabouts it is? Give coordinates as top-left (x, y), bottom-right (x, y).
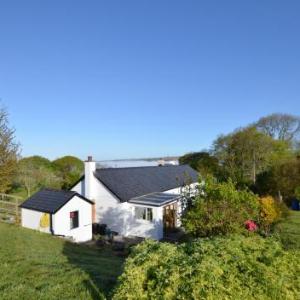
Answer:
top-left (124, 203), bottom-right (164, 240)
top-left (21, 208), bottom-right (51, 233)
top-left (72, 176), bottom-right (126, 234)
top-left (52, 195), bottom-right (92, 243)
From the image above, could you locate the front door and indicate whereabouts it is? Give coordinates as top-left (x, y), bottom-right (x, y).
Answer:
top-left (163, 203), bottom-right (177, 233)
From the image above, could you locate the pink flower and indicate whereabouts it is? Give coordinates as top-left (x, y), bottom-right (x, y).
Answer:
top-left (245, 220), bottom-right (258, 231)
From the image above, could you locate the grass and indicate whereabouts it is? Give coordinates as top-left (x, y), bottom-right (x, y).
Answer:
top-left (9, 188), bottom-right (28, 201)
top-left (275, 210), bottom-right (300, 250)
top-left (0, 222), bottom-right (124, 299)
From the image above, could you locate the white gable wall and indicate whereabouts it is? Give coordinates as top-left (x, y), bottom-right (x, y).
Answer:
top-left (52, 195), bottom-right (92, 243)
top-left (72, 177), bottom-right (127, 235)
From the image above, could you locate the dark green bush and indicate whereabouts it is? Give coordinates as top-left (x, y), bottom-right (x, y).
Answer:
top-left (113, 235), bottom-right (300, 300)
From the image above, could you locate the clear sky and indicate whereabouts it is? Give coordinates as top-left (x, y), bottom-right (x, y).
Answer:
top-left (0, 1), bottom-right (300, 160)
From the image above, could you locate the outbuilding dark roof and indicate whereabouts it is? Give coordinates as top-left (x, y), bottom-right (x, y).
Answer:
top-left (129, 192), bottom-right (181, 207)
top-left (94, 165), bottom-right (198, 202)
top-left (19, 189), bottom-right (93, 214)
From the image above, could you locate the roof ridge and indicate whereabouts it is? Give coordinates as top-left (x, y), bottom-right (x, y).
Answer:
top-left (96, 165), bottom-right (185, 171)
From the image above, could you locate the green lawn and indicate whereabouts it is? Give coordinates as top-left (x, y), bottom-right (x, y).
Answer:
top-left (0, 222), bottom-right (124, 299)
top-left (275, 210), bottom-right (300, 250)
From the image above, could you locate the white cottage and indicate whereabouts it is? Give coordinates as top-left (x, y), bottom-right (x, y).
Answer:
top-left (71, 156), bottom-right (198, 240)
top-left (20, 189), bottom-right (94, 242)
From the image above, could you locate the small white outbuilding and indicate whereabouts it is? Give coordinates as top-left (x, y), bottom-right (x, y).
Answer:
top-left (20, 189), bottom-right (94, 243)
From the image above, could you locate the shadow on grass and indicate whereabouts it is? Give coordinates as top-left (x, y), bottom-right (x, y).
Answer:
top-left (63, 241), bottom-right (125, 299)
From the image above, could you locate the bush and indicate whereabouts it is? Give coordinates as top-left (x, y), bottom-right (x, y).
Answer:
top-left (259, 196), bottom-right (289, 234)
top-left (182, 178), bottom-right (260, 237)
top-left (260, 196), bottom-right (281, 223)
top-left (113, 235), bottom-right (300, 300)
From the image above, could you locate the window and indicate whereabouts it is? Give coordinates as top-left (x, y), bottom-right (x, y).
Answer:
top-left (135, 207), bottom-right (153, 221)
top-left (70, 211), bottom-right (79, 229)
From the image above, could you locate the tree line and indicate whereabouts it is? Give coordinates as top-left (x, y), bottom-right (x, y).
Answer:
top-left (1, 101), bottom-right (300, 201)
top-left (179, 113), bottom-right (300, 202)
top-left (0, 104), bottom-right (83, 197)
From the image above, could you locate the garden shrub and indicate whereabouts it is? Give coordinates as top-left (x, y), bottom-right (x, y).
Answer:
top-left (182, 178), bottom-right (260, 237)
top-left (259, 196), bottom-right (288, 234)
top-left (113, 235), bottom-right (300, 300)
top-left (260, 196), bottom-right (281, 223)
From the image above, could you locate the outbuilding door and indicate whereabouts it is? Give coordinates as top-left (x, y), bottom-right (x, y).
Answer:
top-left (163, 203), bottom-right (177, 233)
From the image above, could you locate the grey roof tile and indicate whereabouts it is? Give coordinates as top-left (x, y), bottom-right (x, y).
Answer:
top-left (19, 189), bottom-right (93, 213)
top-left (94, 165), bottom-right (198, 202)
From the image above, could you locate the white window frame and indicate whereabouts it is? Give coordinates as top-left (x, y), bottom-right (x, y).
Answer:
top-left (134, 206), bottom-right (153, 222)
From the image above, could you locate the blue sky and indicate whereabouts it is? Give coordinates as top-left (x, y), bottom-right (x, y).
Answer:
top-left (1, 1), bottom-right (300, 160)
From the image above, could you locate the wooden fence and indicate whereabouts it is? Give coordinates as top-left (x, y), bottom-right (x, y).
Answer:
top-left (0, 194), bottom-right (22, 224)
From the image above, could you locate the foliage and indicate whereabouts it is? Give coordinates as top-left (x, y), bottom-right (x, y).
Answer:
top-left (275, 210), bottom-right (300, 250)
top-left (182, 178), bottom-right (260, 237)
top-left (15, 156), bottom-right (61, 196)
top-left (213, 127), bottom-right (280, 185)
top-left (254, 113), bottom-right (300, 143)
top-left (52, 156), bottom-right (83, 189)
top-left (0, 222), bottom-right (124, 299)
top-left (12, 155), bottom-right (84, 197)
top-left (0, 105), bottom-right (19, 192)
top-left (259, 196), bottom-right (282, 234)
top-left (295, 186), bottom-right (300, 200)
top-left (114, 235), bottom-right (300, 300)
top-left (255, 155), bottom-right (300, 199)
top-left (179, 151), bottom-right (220, 177)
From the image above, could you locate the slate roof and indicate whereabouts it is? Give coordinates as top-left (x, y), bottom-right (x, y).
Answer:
top-left (94, 165), bottom-right (198, 202)
top-left (19, 189), bottom-right (93, 214)
top-left (128, 192), bottom-right (181, 207)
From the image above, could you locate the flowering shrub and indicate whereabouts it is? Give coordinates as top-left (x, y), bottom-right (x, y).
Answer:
top-left (113, 236), bottom-right (300, 299)
top-left (245, 220), bottom-right (258, 231)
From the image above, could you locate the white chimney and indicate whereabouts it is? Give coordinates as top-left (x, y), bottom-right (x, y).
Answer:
top-left (84, 156), bottom-right (96, 200)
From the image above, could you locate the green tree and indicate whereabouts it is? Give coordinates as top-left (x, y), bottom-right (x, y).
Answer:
top-left (0, 106), bottom-right (19, 192)
top-left (255, 155), bottom-right (300, 200)
top-left (52, 156), bottom-right (83, 189)
top-left (213, 127), bottom-right (286, 185)
top-left (16, 156), bottom-right (61, 196)
top-left (255, 113), bottom-right (300, 143)
top-left (179, 151), bottom-right (220, 177)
